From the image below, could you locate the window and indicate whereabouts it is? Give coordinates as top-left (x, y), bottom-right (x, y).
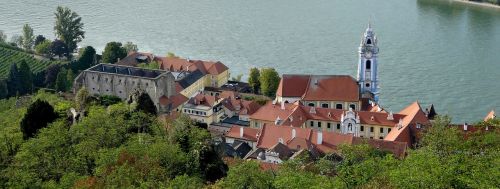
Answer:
top-left (349, 104), bottom-right (356, 110)
top-left (360, 126), bottom-right (364, 131)
top-left (336, 104), bottom-right (343, 109)
top-left (365, 83), bottom-right (370, 88)
top-left (321, 103), bottom-right (329, 108)
top-left (367, 38), bottom-right (372, 44)
top-left (310, 121), bottom-right (314, 127)
top-left (366, 60), bottom-right (371, 69)
top-left (308, 103), bottom-right (315, 107)
top-left (370, 127), bottom-right (374, 132)
top-left (380, 128), bottom-right (384, 133)
top-left (388, 128), bottom-right (391, 133)
top-left (318, 122), bottom-right (322, 128)
top-left (327, 123), bottom-right (331, 129)
top-left (416, 123), bottom-right (422, 129)
top-left (337, 124), bottom-right (340, 130)
top-left (379, 137), bottom-right (384, 139)
top-left (370, 137), bottom-right (373, 139)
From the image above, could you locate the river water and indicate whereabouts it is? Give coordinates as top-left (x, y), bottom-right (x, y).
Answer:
top-left (1, 0), bottom-right (499, 123)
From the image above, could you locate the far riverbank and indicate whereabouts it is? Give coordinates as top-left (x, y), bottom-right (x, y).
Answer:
top-left (454, 0), bottom-right (500, 9)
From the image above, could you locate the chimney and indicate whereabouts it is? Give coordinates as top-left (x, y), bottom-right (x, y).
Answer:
top-left (281, 100), bottom-right (285, 110)
top-left (463, 123), bottom-right (468, 131)
top-left (317, 130), bottom-right (323, 145)
top-left (292, 128), bottom-right (296, 139)
top-left (387, 111), bottom-right (394, 120)
top-left (239, 127), bottom-right (244, 138)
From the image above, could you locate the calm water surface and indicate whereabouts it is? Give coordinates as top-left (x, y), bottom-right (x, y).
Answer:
top-left (1, 0), bottom-right (499, 123)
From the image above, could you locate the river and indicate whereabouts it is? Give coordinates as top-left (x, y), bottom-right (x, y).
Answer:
top-left (0, 0), bottom-right (499, 123)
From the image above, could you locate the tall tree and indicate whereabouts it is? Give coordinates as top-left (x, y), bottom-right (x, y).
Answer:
top-left (136, 92), bottom-right (157, 115)
top-left (73, 46), bottom-right (96, 71)
top-left (259, 68), bottom-right (280, 97)
top-left (44, 64), bottom-right (61, 88)
top-left (123, 42), bottom-right (138, 53)
top-left (55, 68), bottom-right (68, 92)
top-left (0, 80), bottom-right (8, 99)
top-left (22, 24), bottom-right (34, 50)
top-left (33, 35), bottom-right (46, 46)
top-left (20, 99), bottom-right (58, 139)
top-left (7, 63), bottom-right (20, 97)
top-left (51, 39), bottom-right (67, 58)
top-left (17, 60), bottom-right (33, 95)
top-left (66, 69), bottom-right (74, 90)
top-left (248, 67), bottom-right (260, 94)
top-left (102, 42), bottom-right (127, 63)
top-left (54, 6), bottom-right (84, 55)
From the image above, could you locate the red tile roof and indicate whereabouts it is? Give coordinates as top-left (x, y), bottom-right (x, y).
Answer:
top-left (251, 102), bottom-right (405, 127)
top-left (117, 52), bottom-right (155, 67)
top-left (276, 75), bottom-right (310, 97)
top-left (225, 126), bottom-right (260, 142)
top-left (157, 57), bottom-right (228, 75)
top-left (385, 101), bottom-right (430, 146)
top-left (301, 75), bottom-right (359, 101)
top-left (170, 94), bottom-right (188, 109)
top-left (187, 93), bottom-right (220, 107)
top-left (277, 75), bottom-right (360, 102)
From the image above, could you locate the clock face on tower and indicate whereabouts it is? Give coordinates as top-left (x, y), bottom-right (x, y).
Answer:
top-left (365, 51), bottom-right (372, 59)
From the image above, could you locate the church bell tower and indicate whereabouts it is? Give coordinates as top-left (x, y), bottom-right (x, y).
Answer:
top-left (357, 23), bottom-right (380, 102)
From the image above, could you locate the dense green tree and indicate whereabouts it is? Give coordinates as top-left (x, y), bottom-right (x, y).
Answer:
top-left (6, 63), bottom-right (20, 97)
top-left (33, 35), bottom-right (46, 46)
top-left (18, 60), bottom-right (33, 95)
top-left (66, 69), bottom-right (74, 90)
top-left (22, 24), bottom-right (34, 50)
top-left (123, 41), bottom-right (138, 53)
top-left (19, 100), bottom-right (58, 139)
top-left (54, 6), bottom-right (84, 55)
top-left (248, 67), bottom-right (260, 94)
top-left (218, 161), bottom-right (273, 189)
top-left (44, 64), bottom-right (61, 88)
top-left (55, 69), bottom-right (68, 92)
top-left (73, 46), bottom-right (96, 71)
top-left (0, 80), bottom-right (7, 99)
top-left (168, 174), bottom-right (204, 189)
top-left (34, 39), bottom-right (52, 55)
top-left (102, 42), bottom-right (127, 63)
top-left (51, 39), bottom-right (67, 58)
top-left (259, 68), bottom-right (280, 97)
top-left (75, 87), bottom-right (89, 111)
top-left (135, 92), bottom-right (157, 115)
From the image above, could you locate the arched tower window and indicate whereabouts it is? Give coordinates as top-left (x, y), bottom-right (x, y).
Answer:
top-left (366, 60), bottom-right (371, 70)
top-left (367, 38), bottom-right (372, 44)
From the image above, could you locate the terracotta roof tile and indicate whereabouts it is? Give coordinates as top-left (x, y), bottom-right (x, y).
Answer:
top-left (276, 75), bottom-right (310, 97)
top-left (301, 75), bottom-right (359, 101)
top-left (225, 126), bottom-right (260, 142)
top-left (170, 94), bottom-right (188, 109)
top-left (385, 101), bottom-right (430, 146)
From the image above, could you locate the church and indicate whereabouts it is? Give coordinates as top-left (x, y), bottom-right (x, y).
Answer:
top-left (275, 24), bottom-right (381, 111)
top-left (249, 24), bottom-right (432, 145)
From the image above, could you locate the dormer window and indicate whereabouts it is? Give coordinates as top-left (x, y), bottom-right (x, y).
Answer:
top-left (416, 123), bottom-right (422, 129)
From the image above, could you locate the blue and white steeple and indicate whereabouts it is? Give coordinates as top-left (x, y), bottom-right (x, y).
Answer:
top-left (357, 23), bottom-right (380, 102)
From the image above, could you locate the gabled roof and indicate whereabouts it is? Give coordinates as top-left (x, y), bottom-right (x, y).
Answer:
top-left (301, 75), bottom-right (360, 102)
top-left (385, 101), bottom-right (430, 145)
top-left (170, 94), bottom-right (189, 109)
top-left (157, 57), bottom-right (228, 75)
top-left (225, 126), bottom-right (260, 142)
top-left (250, 101), bottom-right (296, 122)
top-left (177, 69), bottom-right (204, 89)
top-left (267, 143), bottom-right (294, 160)
top-left (276, 75), bottom-right (310, 97)
top-left (484, 110), bottom-right (496, 122)
top-left (187, 93), bottom-right (220, 107)
top-left (117, 52), bottom-right (155, 67)
top-left (276, 75), bottom-right (360, 102)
